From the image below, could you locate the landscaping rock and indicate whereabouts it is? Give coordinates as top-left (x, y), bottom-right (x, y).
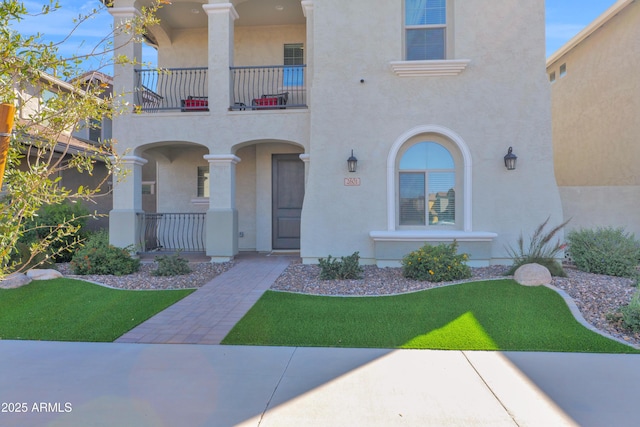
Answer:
top-left (514, 263), bottom-right (552, 286)
top-left (26, 269), bottom-right (63, 281)
top-left (0, 272), bottom-right (32, 289)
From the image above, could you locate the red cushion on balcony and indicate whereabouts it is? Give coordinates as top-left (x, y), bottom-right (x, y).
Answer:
top-left (253, 97), bottom-right (278, 106)
top-left (183, 99), bottom-right (208, 110)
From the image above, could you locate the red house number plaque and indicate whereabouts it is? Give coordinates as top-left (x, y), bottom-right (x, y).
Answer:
top-left (344, 177), bottom-right (361, 186)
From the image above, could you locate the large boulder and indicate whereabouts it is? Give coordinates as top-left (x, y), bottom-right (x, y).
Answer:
top-left (26, 269), bottom-right (63, 281)
top-left (514, 263), bottom-right (552, 286)
top-left (0, 273), bottom-right (32, 289)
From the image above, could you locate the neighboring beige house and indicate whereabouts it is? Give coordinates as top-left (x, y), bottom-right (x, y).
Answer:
top-left (105, 0), bottom-right (564, 266)
top-left (547, 0), bottom-right (640, 236)
top-left (12, 71), bottom-right (115, 230)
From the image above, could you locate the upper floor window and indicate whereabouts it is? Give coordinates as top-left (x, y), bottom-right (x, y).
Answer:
top-left (283, 43), bottom-right (304, 87)
top-left (399, 141), bottom-right (456, 226)
top-left (405, 0), bottom-right (447, 60)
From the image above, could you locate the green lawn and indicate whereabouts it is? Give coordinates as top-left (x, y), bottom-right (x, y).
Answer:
top-left (0, 278), bottom-right (194, 342)
top-left (222, 279), bottom-right (639, 353)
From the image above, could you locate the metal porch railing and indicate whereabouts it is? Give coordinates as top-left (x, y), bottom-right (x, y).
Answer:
top-left (230, 65), bottom-right (307, 110)
top-left (137, 213), bottom-right (206, 253)
top-left (134, 67), bottom-right (208, 113)
top-left (133, 66), bottom-right (307, 112)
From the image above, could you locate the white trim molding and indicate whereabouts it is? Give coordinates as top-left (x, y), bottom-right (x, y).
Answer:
top-left (301, 0), bottom-right (314, 17)
top-left (108, 7), bottom-right (141, 18)
top-left (203, 3), bottom-right (240, 20)
top-left (120, 155), bottom-right (148, 167)
top-left (390, 59), bottom-right (471, 77)
top-left (204, 154), bottom-right (241, 165)
top-left (386, 124), bottom-right (473, 232)
top-left (370, 230), bottom-right (497, 242)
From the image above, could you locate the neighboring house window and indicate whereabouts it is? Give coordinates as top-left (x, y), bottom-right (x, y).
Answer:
top-left (197, 166), bottom-right (209, 198)
top-left (549, 71), bottom-right (556, 83)
top-left (399, 141), bottom-right (456, 226)
top-left (89, 118), bottom-right (102, 142)
top-left (283, 43), bottom-right (304, 87)
top-left (559, 63), bottom-right (567, 77)
top-left (405, 0), bottom-right (447, 60)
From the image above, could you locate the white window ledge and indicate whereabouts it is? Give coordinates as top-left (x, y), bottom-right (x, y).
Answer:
top-left (390, 59), bottom-right (471, 77)
top-left (370, 230), bottom-right (497, 242)
top-left (191, 197), bottom-right (209, 205)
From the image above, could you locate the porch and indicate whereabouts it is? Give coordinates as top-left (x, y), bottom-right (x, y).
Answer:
top-left (136, 212), bottom-right (206, 254)
top-left (134, 66), bottom-right (307, 113)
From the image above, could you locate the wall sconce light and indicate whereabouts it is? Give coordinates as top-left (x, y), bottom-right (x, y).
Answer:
top-left (347, 150), bottom-right (358, 173)
top-left (504, 147), bottom-right (517, 171)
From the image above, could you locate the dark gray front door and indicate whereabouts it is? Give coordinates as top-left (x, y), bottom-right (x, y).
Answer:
top-left (272, 154), bottom-right (305, 249)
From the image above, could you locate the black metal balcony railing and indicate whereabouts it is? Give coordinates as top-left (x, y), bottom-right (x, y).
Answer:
top-left (135, 68), bottom-right (208, 112)
top-left (137, 213), bottom-right (206, 253)
top-left (230, 65), bottom-right (307, 110)
top-left (133, 66), bottom-right (307, 112)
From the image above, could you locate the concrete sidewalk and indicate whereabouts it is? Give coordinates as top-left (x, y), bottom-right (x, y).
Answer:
top-left (1, 340), bottom-right (639, 426)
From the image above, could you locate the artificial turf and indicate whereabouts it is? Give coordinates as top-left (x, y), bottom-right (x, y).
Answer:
top-left (222, 279), bottom-right (639, 353)
top-left (0, 278), bottom-right (194, 342)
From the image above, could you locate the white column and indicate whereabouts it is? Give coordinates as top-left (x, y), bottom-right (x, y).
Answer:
top-left (109, 155), bottom-right (148, 249)
top-left (108, 4), bottom-right (142, 110)
top-left (204, 154), bottom-right (241, 261)
top-left (203, 2), bottom-right (238, 110)
top-left (301, 1), bottom-right (314, 106)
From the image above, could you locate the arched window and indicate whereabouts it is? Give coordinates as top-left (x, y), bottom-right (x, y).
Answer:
top-left (398, 141), bottom-right (457, 226)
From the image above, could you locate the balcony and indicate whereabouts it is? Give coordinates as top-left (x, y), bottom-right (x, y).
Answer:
top-left (230, 65), bottom-right (307, 110)
top-left (134, 66), bottom-right (307, 113)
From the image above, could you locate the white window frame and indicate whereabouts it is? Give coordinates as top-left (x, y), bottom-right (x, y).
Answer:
top-left (392, 0), bottom-right (470, 77)
top-left (197, 166), bottom-right (209, 198)
top-left (386, 125), bottom-right (473, 232)
top-left (396, 142), bottom-right (462, 229)
top-left (404, 0), bottom-right (449, 61)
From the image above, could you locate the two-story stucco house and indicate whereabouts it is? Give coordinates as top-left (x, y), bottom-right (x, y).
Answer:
top-left (105, 0), bottom-right (564, 266)
top-left (547, 0), bottom-right (640, 237)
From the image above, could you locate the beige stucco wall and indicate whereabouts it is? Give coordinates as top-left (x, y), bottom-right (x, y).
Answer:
top-left (158, 29), bottom-right (208, 68)
top-left (235, 25), bottom-right (305, 66)
top-left (157, 25), bottom-right (305, 69)
top-left (299, 0), bottom-right (562, 263)
top-left (110, 0), bottom-right (563, 264)
top-left (548, 2), bottom-right (639, 235)
top-left (560, 186), bottom-right (640, 236)
top-left (154, 145), bottom-right (209, 213)
top-left (549, 2), bottom-right (640, 187)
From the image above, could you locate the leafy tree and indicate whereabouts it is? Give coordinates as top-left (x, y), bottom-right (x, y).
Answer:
top-left (0, 1), bottom-right (164, 276)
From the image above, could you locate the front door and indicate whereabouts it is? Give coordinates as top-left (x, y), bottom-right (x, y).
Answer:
top-left (272, 154), bottom-right (305, 249)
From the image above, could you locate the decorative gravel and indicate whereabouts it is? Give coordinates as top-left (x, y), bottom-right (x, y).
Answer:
top-left (55, 261), bottom-right (235, 290)
top-left (271, 262), bottom-right (640, 348)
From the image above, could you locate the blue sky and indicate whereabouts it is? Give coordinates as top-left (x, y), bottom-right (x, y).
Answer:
top-left (11, 0), bottom-right (619, 71)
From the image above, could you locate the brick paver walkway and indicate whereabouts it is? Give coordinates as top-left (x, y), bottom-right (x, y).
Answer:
top-left (115, 253), bottom-right (295, 344)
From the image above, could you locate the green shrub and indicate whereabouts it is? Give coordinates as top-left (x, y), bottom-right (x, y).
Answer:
top-left (152, 252), bottom-right (192, 277)
top-left (18, 201), bottom-right (90, 264)
top-left (608, 290), bottom-right (640, 332)
top-left (318, 252), bottom-right (363, 280)
top-left (70, 231), bottom-right (140, 276)
top-left (505, 217), bottom-right (569, 277)
top-left (401, 241), bottom-right (472, 282)
top-left (567, 227), bottom-right (640, 277)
